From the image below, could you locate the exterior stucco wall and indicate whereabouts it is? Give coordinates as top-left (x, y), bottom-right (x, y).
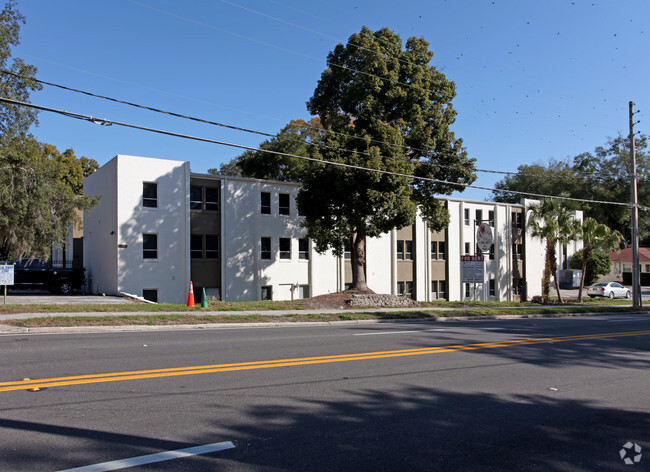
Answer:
top-left (222, 178), bottom-right (309, 302)
top-left (83, 157), bottom-right (119, 296)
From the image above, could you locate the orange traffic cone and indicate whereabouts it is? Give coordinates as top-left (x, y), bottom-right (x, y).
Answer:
top-left (187, 281), bottom-right (196, 307)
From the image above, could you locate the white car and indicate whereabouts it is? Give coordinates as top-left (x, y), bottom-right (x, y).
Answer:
top-left (587, 282), bottom-right (631, 299)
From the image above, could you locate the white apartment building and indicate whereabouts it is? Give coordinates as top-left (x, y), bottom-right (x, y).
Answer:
top-left (84, 155), bottom-right (582, 304)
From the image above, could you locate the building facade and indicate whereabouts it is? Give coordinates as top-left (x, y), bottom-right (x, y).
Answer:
top-left (84, 155), bottom-right (582, 304)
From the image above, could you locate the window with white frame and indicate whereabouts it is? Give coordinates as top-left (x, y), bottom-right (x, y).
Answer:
top-left (143, 233), bottom-right (158, 259)
top-left (299, 238), bottom-right (309, 260)
top-left (279, 193), bottom-right (290, 215)
top-left (143, 182), bottom-right (157, 208)
top-left (404, 241), bottom-right (413, 260)
top-left (279, 238), bottom-right (291, 259)
top-left (261, 192), bottom-right (271, 215)
top-left (261, 237), bottom-right (271, 260)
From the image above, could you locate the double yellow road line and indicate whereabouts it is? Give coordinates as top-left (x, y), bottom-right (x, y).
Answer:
top-left (2, 329), bottom-right (649, 392)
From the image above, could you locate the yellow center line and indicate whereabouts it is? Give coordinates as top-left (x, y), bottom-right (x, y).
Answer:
top-left (2, 329), bottom-right (649, 392)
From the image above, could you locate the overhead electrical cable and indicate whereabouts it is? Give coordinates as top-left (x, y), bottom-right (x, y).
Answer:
top-left (2, 69), bottom-right (638, 182)
top-left (1, 96), bottom-right (646, 212)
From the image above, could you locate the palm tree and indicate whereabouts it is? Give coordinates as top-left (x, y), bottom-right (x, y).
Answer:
top-left (527, 199), bottom-right (581, 302)
top-left (576, 217), bottom-right (623, 302)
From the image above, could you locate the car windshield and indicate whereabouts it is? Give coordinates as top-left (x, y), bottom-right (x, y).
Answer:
top-left (592, 283), bottom-right (607, 287)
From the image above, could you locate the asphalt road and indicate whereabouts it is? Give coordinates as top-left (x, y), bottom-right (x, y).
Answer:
top-left (1, 315), bottom-right (649, 471)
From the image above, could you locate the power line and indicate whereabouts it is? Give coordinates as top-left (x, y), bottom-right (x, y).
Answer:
top-left (1, 96), bottom-right (646, 212)
top-left (4, 69), bottom-right (640, 183)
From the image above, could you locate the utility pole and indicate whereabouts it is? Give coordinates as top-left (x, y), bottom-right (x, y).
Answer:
top-left (629, 101), bottom-right (642, 308)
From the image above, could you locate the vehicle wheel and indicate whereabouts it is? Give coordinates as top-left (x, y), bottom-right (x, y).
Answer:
top-left (58, 281), bottom-right (72, 295)
top-left (608, 291), bottom-right (614, 299)
top-left (626, 290), bottom-right (631, 299)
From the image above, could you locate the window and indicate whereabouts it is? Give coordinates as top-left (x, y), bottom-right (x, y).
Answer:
top-left (191, 235), bottom-right (219, 259)
top-left (512, 212), bottom-right (523, 229)
top-left (261, 237), bottom-right (271, 260)
top-left (404, 241), bottom-right (413, 260)
top-left (475, 209), bottom-right (483, 223)
top-left (464, 208), bottom-right (470, 225)
top-left (513, 277), bottom-right (523, 295)
top-left (279, 193), bottom-right (290, 215)
top-left (465, 242), bottom-right (471, 255)
top-left (299, 238), bottom-right (309, 260)
top-left (431, 241), bottom-right (438, 260)
top-left (205, 235), bottom-right (220, 259)
top-left (261, 192), bottom-right (271, 215)
top-left (190, 235), bottom-right (203, 259)
top-left (190, 186), bottom-right (203, 210)
top-left (298, 285), bottom-right (310, 299)
top-left (205, 188), bottom-right (219, 211)
top-left (142, 289), bottom-right (158, 303)
top-left (489, 244), bottom-right (495, 260)
top-left (344, 240), bottom-right (352, 260)
top-left (623, 264), bottom-right (632, 272)
top-left (465, 283), bottom-right (471, 298)
top-left (513, 243), bottom-right (523, 260)
top-left (190, 186), bottom-right (219, 211)
top-left (431, 280), bottom-right (438, 298)
top-left (279, 238), bottom-right (291, 259)
top-left (489, 279), bottom-right (495, 297)
top-left (488, 210), bottom-right (494, 226)
top-left (397, 241), bottom-right (404, 260)
top-left (439, 281), bottom-right (446, 300)
top-left (396, 240), bottom-right (413, 260)
top-left (261, 285), bottom-right (272, 300)
top-left (397, 281), bottom-right (413, 298)
top-left (143, 182), bottom-right (157, 208)
top-left (438, 242), bottom-right (446, 260)
top-left (143, 233), bottom-right (158, 259)
top-left (645, 264), bottom-right (650, 273)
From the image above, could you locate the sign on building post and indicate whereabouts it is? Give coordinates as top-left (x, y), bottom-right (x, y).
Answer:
top-left (476, 222), bottom-right (493, 254)
top-left (461, 255), bottom-right (485, 284)
top-left (0, 263), bottom-right (14, 305)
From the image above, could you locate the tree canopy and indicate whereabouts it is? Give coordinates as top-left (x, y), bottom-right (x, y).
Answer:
top-left (298, 27), bottom-right (476, 290)
top-left (492, 133), bottom-right (649, 246)
top-left (209, 118), bottom-right (321, 181)
top-left (0, 1), bottom-right (97, 260)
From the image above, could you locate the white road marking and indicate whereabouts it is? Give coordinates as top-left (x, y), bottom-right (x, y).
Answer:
top-left (354, 329), bottom-right (447, 336)
top-left (57, 441), bottom-right (235, 471)
top-left (607, 318), bottom-right (649, 323)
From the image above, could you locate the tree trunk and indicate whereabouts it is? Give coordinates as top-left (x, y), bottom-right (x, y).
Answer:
top-left (542, 239), bottom-right (553, 299)
top-left (578, 246), bottom-right (592, 303)
top-left (549, 240), bottom-right (563, 303)
top-left (351, 226), bottom-right (369, 292)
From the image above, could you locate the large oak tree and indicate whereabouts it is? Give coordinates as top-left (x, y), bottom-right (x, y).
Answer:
top-left (298, 27), bottom-right (476, 291)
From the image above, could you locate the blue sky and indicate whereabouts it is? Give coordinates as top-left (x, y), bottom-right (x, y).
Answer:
top-left (13, 0), bottom-right (649, 201)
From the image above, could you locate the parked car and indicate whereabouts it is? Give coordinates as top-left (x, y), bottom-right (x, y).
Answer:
top-left (10, 258), bottom-right (85, 294)
top-left (587, 281), bottom-right (631, 299)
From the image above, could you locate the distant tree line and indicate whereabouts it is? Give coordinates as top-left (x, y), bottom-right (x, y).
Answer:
top-left (491, 133), bottom-right (649, 247)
